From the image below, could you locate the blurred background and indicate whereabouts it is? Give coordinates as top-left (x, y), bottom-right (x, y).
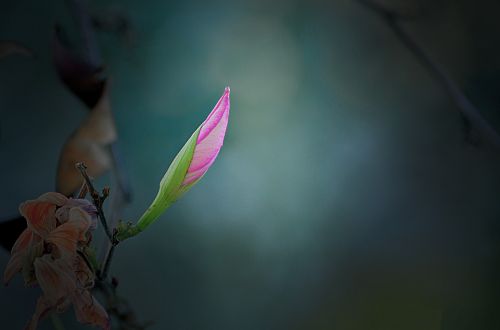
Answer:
top-left (1, 0), bottom-right (500, 329)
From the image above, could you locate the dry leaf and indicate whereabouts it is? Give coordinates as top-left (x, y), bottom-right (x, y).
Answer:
top-left (56, 84), bottom-right (117, 196)
top-left (0, 40), bottom-right (33, 59)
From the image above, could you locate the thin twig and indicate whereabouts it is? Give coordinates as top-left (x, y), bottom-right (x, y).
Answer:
top-left (75, 162), bottom-right (113, 241)
top-left (356, 0), bottom-right (500, 150)
top-left (76, 162), bottom-right (118, 281)
top-left (77, 180), bottom-right (88, 198)
top-left (99, 239), bottom-right (116, 280)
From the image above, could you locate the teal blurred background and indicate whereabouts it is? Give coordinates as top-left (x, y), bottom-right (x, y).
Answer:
top-left (2, 0), bottom-right (500, 329)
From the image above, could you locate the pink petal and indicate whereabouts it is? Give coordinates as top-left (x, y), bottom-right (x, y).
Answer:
top-left (197, 87), bottom-right (230, 142)
top-left (182, 152), bottom-right (219, 185)
top-left (182, 87), bottom-right (230, 185)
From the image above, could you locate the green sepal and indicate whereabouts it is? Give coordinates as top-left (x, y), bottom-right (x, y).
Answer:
top-left (136, 126), bottom-right (201, 232)
top-left (115, 220), bottom-right (141, 242)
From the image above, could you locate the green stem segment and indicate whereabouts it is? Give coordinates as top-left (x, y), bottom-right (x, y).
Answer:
top-left (116, 127), bottom-right (201, 242)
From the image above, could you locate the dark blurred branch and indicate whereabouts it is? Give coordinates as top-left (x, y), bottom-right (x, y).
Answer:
top-left (356, 0), bottom-right (500, 150)
top-left (63, 0), bottom-right (132, 201)
top-left (66, 0), bottom-right (102, 68)
top-left (91, 9), bottom-right (137, 48)
top-left (59, 0), bottom-right (132, 203)
top-left (109, 143), bottom-right (132, 203)
top-left (95, 279), bottom-right (153, 329)
top-left (65, 6), bottom-right (142, 327)
top-left (0, 217), bottom-right (26, 251)
top-left (67, 0), bottom-right (133, 297)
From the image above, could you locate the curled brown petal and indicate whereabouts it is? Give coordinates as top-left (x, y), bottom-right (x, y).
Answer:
top-left (19, 201), bottom-right (56, 239)
top-left (34, 256), bottom-right (76, 305)
top-left (72, 290), bottom-right (110, 330)
top-left (36, 192), bottom-right (69, 207)
top-left (24, 296), bottom-right (53, 330)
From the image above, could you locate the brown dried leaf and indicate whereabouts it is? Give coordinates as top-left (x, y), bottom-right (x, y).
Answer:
top-left (0, 40), bottom-right (33, 59)
top-left (56, 84), bottom-right (117, 196)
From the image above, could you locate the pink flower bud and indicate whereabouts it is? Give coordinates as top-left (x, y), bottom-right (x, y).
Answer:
top-left (182, 86), bottom-right (230, 186)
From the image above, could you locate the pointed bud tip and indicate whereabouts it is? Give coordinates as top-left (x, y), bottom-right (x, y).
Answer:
top-left (224, 86), bottom-right (230, 94)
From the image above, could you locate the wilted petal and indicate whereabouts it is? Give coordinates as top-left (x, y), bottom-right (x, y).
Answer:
top-left (11, 228), bottom-right (33, 254)
top-left (21, 235), bottom-right (44, 287)
top-left (25, 296), bottom-right (53, 330)
top-left (37, 192), bottom-right (69, 206)
top-left (4, 229), bottom-right (34, 285)
top-left (34, 255), bottom-right (76, 305)
top-left (67, 207), bottom-right (92, 240)
top-left (19, 201), bottom-right (56, 238)
top-left (4, 253), bottom-right (23, 285)
top-left (73, 291), bottom-right (110, 330)
top-left (47, 208), bottom-right (91, 256)
top-left (183, 87), bottom-right (230, 185)
top-left (55, 297), bottom-right (72, 313)
top-left (56, 198), bottom-right (97, 228)
top-left (74, 255), bottom-right (95, 289)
